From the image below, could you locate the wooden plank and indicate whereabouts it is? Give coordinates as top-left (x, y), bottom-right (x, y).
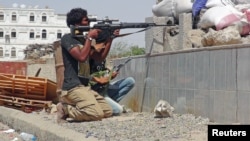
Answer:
top-left (0, 74), bottom-right (13, 79)
top-left (0, 74), bottom-right (14, 94)
top-left (15, 79), bottom-right (45, 84)
top-left (0, 85), bottom-right (13, 89)
top-left (0, 82), bottom-right (13, 85)
top-left (47, 79), bottom-right (58, 102)
top-left (0, 95), bottom-right (51, 107)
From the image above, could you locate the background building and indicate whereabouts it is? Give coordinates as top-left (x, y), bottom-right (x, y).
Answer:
top-left (0, 4), bottom-right (69, 61)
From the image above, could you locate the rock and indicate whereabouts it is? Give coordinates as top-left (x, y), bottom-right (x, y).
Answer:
top-left (154, 99), bottom-right (174, 118)
top-left (201, 26), bottom-right (242, 46)
top-left (188, 29), bottom-right (206, 48)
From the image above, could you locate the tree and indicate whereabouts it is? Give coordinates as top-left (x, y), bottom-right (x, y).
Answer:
top-left (130, 45), bottom-right (145, 55)
top-left (109, 41), bottom-right (145, 59)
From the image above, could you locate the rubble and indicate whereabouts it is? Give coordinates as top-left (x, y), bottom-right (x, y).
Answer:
top-left (24, 43), bottom-right (54, 60)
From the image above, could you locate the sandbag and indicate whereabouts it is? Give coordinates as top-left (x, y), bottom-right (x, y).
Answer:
top-left (235, 9), bottom-right (250, 35)
top-left (152, 0), bottom-right (193, 18)
top-left (152, 0), bottom-right (177, 17)
top-left (175, 0), bottom-right (193, 16)
top-left (232, 0), bottom-right (250, 4)
top-left (235, 3), bottom-right (250, 12)
top-left (198, 5), bottom-right (244, 30)
top-left (206, 0), bottom-right (235, 8)
top-left (198, 5), bottom-right (250, 35)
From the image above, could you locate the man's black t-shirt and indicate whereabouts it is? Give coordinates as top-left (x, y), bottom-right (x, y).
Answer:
top-left (89, 59), bottom-right (107, 74)
top-left (61, 34), bottom-right (85, 91)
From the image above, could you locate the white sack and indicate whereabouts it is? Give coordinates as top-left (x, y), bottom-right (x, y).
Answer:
top-left (175, 0), bottom-right (193, 16)
top-left (152, 0), bottom-right (193, 18)
top-left (198, 5), bottom-right (243, 30)
top-left (232, 0), bottom-right (250, 4)
top-left (152, 0), bottom-right (176, 17)
top-left (206, 0), bottom-right (235, 8)
top-left (236, 9), bottom-right (250, 35)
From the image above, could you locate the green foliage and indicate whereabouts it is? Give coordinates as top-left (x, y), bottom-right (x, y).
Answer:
top-left (130, 45), bottom-right (145, 55)
top-left (109, 41), bottom-right (145, 59)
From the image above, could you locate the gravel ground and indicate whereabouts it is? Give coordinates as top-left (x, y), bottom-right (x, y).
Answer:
top-left (62, 113), bottom-right (210, 141)
top-left (0, 108), bottom-right (211, 141)
top-left (47, 111), bottom-right (210, 141)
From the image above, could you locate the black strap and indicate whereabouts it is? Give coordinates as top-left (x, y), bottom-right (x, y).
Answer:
top-left (116, 27), bottom-right (151, 38)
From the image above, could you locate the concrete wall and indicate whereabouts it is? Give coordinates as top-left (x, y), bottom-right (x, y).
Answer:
top-left (145, 13), bottom-right (192, 53)
top-left (27, 58), bottom-right (56, 82)
top-left (114, 44), bottom-right (250, 124)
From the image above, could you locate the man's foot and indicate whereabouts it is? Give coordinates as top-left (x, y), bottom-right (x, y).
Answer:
top-left (56, 102), bottom-right (67, 123)
top-left (121, 105), bottom-right (133, 113)
top-left (121, 105), bottom-right (128, 113)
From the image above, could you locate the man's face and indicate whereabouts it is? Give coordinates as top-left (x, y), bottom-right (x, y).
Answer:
top-left (81, 17), bottom-right (89, 26)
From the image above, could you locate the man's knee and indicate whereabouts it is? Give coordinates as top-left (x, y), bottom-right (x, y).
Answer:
top-left (76, 102), bottom-right (105, 121)
top-left (126, 77), bottom-right (135, 86)
top-left (88, 112), bottom-right (104, 121)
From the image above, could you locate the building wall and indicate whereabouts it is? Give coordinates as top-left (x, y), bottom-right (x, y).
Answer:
top-left (27, 58), bottom-right (56, 82)
top-left (0, 61), bottom-right (27, 75)
top-left (0, 6), bottom-right (69, 61)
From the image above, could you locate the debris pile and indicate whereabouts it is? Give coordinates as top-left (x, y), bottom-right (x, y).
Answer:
top-left (24, 44), bottom-right (54, 60)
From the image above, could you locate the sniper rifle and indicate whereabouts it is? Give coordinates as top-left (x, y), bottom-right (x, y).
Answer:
top-left (70, 18), bottom-right (175, 37)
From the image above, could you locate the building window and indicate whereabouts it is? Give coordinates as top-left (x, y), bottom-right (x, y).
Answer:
top-left (42, 29), bottom-right (47, 39)
top-left (5, 35), bottom-right (10, 43)
top-left (42, 13), bottom-right (47, 22)
top-left (12, 12), bottom-right (17, 21)
top-left (57, 30), bottom-right (62, 39)
top-left (0, 28), bottom-right (3, 38)
top-left (30, 13), bottom-right (35, 22)
top-left (0, 12), bottom-right (4, 21)
top-left (30, 29), bottom-right (35, 39)
top-left (0, 47), bottom-right (3, 57)
top-left (5, 53), bottom-right (9, 57)
top-left (11, 29), bottom-right (16, 38)
top-left (11, 47), bottom-right (16, 57)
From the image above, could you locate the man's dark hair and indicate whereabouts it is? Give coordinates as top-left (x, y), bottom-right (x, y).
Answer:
top-left (66, 8), bottom-right (87, 27)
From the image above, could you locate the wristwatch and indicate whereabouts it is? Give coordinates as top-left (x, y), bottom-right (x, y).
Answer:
top-left (87, 37), bottom-right (93, 41)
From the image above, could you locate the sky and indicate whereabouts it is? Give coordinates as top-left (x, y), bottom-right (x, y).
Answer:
top-left (0, 0), bottom-right (157, 47)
